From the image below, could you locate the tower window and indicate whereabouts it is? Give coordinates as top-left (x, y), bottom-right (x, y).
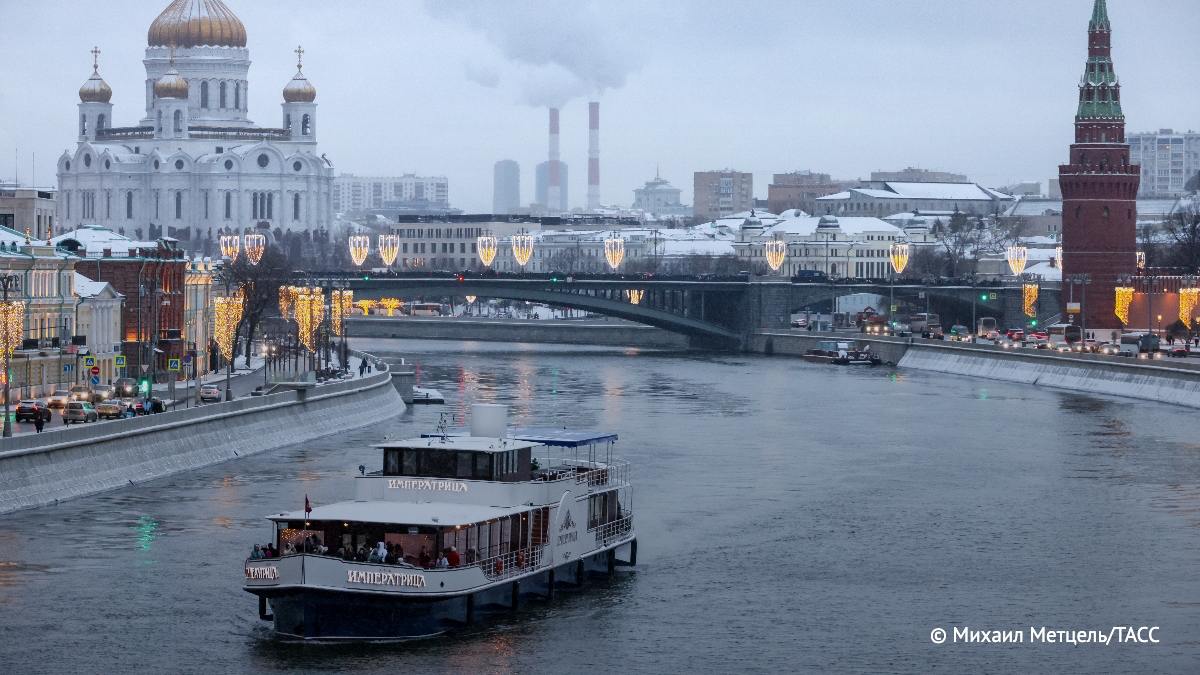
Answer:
top-left (219, 81), bottom-right (227, 108)
top-left (293, 193), bottom-right (301, 221)
top-left (235, 83), bottom-right (240, 110)
top-left (126, 191), bottom-right (133, 219)
top-left (173, 110), bottom-right (183, 133)
top-left (200, 81), bottom-right (209, 109)
top-left (302, 114), bottom-right (311, 136)
top-left (97, 114), bottom-right (106, 131)
top-left (224, 192), bottom-right (232, 219)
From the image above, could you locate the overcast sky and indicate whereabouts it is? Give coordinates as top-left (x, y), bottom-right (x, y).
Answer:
top-left (1, 0), bottom-right (1197, 212)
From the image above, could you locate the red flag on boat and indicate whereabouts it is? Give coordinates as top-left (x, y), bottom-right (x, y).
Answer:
top-left (304, 494), bottom-right (312, 515)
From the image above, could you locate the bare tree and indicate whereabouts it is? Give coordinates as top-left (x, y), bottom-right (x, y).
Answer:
top-left (1163, 200), bottom-right (1200, 272)
top-left (221, 245), bottom-right (291, 367)
top-left (930, 212), bottom-right (983, 277)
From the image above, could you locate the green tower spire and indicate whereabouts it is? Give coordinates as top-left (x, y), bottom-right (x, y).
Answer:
top-left (1089, 0), bottom-right (1110, 30)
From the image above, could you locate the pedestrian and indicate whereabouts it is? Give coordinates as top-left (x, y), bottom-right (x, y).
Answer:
top-left (34, 410), bottom-right (45, 433)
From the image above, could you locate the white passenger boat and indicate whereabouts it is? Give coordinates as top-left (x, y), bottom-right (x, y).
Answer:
top-left (243, 405), bottom-right (636, 640)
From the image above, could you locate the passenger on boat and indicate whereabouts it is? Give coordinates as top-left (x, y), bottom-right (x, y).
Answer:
top-left (447, 547), bottom-right (461, 567)
top-left (355, 545), bottom-right (369, 562)
top-left (419, 548), bottom-right (431, 568)
top-left (435, 552), bottom-right (449, 569)
top-left (369, 542), bottom-right (388, 563)
top-left (284, 542), bottom-right (297, 555)
top-left (264, 544), bottom-right (277, 558)
top-left (250, 544), bottom-right (264, 560)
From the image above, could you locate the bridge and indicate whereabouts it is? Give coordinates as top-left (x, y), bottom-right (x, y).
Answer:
top-left (317, 274), bottom-right (1061, 350)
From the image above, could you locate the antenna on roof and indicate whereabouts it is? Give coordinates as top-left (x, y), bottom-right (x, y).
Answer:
top-left (436, 412), bottom-right (450, 441)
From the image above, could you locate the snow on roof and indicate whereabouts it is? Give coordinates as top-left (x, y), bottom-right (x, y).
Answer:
top-left (882, 182), bottom-right (1011, 201)
top-left (52, 226), bottom-right (157, 256)
top-left (1025, 260), bottom-right (1062, 281)
top-left (763, 215), bottom-right (901, 237)
top-left (661, 239), bottom-right (734, 256)
top-left (271, 500), bottom-right (527, 527)
top-left (73, 272), bottom-right (108, 298)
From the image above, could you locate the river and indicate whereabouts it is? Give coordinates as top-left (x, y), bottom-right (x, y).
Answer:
top-left (0, 338), bottom-right (1197, 673)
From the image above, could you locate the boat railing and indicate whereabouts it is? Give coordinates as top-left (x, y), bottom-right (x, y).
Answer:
top-left (591, 514), bottom-right (634, 547)
top-left (480, 544), bottom-right (546, 581)
top-left (536, 458), bottom-right (629, 488)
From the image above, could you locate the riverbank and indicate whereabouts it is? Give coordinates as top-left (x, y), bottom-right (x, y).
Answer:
top-left (752, 331), bottom-right (1200, 408)
top-left (0, 353), bottom-right (403, 515)
top-left (346, 316), bottom-right (689, 349)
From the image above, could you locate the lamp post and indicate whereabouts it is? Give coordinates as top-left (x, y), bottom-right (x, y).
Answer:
top-left (0, 275), bottom-right (24, 438)
top-left (1066, 273), bottom-right (1091, 339)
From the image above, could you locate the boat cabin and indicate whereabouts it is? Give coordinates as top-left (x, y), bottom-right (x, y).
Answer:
top-left (375, 436), bottom-right (537, 482)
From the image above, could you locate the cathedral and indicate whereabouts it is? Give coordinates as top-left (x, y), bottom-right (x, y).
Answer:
top-left (57, 0), bottom-right (334, 252)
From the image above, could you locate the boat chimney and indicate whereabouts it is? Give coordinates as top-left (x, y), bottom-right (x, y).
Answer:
top-left (470, 404), bottom-right (508, 438)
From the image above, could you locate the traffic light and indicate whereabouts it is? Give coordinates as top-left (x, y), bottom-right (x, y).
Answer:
top-left (1029, 319), bottom-right (1038, 327)
top-left (980, 293), bottom-right (988, 301)
top-left (138, 377), bottom-right (151, 397)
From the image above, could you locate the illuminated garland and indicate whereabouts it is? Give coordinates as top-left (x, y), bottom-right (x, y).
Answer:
top-left (464, 295), bottom-right (477, 304)
top-left (331, 289), bottom-right (354, 337)
top-left (1136, 251), bottom-right (1146, 272)
top-left (1180, 287), bottom-right (1199, 328)
top-left (1114, 287), bottom-right (1134, 325)
top-left (1022, 283), bottom-right (1038, 318)
top-left (1006, 245), bottom-right (1028, 276)
top-left (219, 234), bottom-right (240, 262)
top-left (295, 288), bottom-right (324, 352)
top-left (889, 242), bottom-right (909, 275)
top-left (379, 298), bottom-right (402, 316)
top-left (477, 235), bottom-right (498, 267)
top-left (764, 240), bottom-right (786, 272)
top-left (348, 235), bottom-right (370, 267)
top-left (604, 236), bottom-right (625, 270)
top-left (378, 234), bottom-right (400, 266)
top-left (214, 292), bottom-right (244, 361)
top-left (357, 299), bottom-right (379, 316)
top-left (511, 234), bottom-right (534, 267)
top-left (244, 233), bottom-right (266, 265)
top-left (1054, 245), bottom-right (1063, 269)
top-left (278, 285), bottom-right (295, 320)
top-left (627, 289), bottom-right (644, 305)
top-left (0, 300), bottom-right (26, 378)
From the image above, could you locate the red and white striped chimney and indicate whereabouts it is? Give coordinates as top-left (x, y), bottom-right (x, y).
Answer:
top-left (587, 101), bottom-right (600, 210)
top-left (547, 107), bottom-right (561, 212)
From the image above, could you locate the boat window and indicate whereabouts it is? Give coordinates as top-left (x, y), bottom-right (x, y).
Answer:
top-left (474, 452), bottom-right (493, 480)
top-left (384, 449), bottom-right (400, 475)
top-left (421, 450), bottom-right (455, 477)
top-left (456, 452), bottom-right (473, 479)
top-left (401, 449), bottom-right (417, 475)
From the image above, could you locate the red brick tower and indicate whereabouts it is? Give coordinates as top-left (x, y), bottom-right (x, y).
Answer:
top-left (1059, 0), bottom-right (1139, 330)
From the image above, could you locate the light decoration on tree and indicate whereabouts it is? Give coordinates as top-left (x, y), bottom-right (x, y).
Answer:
top-left (1022, 283), bottom-right (1038, 318)
top-left (0, 300), bottom-right (26, 380)
top-left (356, 299), bottom-right (377, 316)
top-left (1055, 246), bottom-right (1063, 269)
top-left (219, 234), bottom-right (241, 262)
top-left (1136, 251), bottom-right (1146, 272)
top-left (378, 234), bottom-right (400, 266)
top-left (511, 234), bottom-right (534, 268)
top-left (214, 292), bottom-right (244, 362)
top-left (295, 287), bottom-right (324, 352)
top-left (244, 233), bottom-right (266, 265)
top-left (331, 289), bottom-right (353, 337)
top-left (1180, 287), bottom-right (1199, 329)
top-left (604, 235), bottom-right (625, 271)
top-left (477, 235), bottom-right (498, 267)
top-left (1114, 286), bottom-right (1134, 325)
top-left (348, 235), bottom-right (370, 267)
top-left (627, 289), bottom-right (644, 305)
top-left (764, 239), bottom-right (787, 272)
top-left (889, 242), bottom-right (910, 275)
top-left (278, 285), bottom-right (295, 321)
top-left (1006, 245), bottom-right (1028, 277)
top-left (378, 298), bottom-right (402, 316)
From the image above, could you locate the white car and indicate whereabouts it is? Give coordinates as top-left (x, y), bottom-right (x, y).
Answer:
top-left (198, 384), bottom-right (222, 402)
top-left (46, 389), bottom-right (71, 409)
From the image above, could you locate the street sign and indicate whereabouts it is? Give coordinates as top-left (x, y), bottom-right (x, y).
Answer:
top-left (183, 355), bottom-right (193, 364)
top-left (90, 366), bottom-right (101, 376)
top-left (141, 364), bottom-right (150, 373)
top-left (90, 375), bottom-right (100, 385)
top-left (168, 358), bottom-right (181, 372)
top-left (63, 364), bottom-right (73, 373)
top-left (82, 356), bottom-right (96, 368)
top-left (114, 355), bottom-right (126, 367)
top-left (989, 292), bottom-right (998, 301)
top-left (890, 304), bottom-right (897, 313)
top-left (1066, 302), bottom-right (1081, 314)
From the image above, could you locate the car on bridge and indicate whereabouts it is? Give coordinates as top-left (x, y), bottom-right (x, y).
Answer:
top-left (199, 384), bottom-right (222, 403)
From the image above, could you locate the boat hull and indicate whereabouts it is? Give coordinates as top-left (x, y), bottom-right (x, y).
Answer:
top-left (250, 539), bottom-right (635, 641)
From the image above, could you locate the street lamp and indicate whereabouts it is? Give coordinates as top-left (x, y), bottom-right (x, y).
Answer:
top-left (1066, 273), bottom-right (1091, 339)
top-left (0, 275), bottom-right (25, 438)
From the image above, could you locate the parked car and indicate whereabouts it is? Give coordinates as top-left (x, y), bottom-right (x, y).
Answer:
top-left (47, 389), bottom-right (71, 409)
top-left (92, 384), bottom-right (116, 402)
top-left (15, 400), bottom-right (51, 423)
top-left (63, 401), bottom-right (99, 424)
top-left (95, 399), bottom-right (124, 420)
top-left (69, 385), bottom-right (92, 402)
top-left (198, 384), bottom-right (221, 402)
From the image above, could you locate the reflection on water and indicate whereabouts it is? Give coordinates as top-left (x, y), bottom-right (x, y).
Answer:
top-left (0, 337), bottom-right (1196, 673)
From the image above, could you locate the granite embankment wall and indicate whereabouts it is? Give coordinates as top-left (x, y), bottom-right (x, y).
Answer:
top-left (347, 317), bottom-right (688, 349)
top-left (752, 332), bottom-right (1200, 408)
top-left (0, 353), bottom-right (403, 515)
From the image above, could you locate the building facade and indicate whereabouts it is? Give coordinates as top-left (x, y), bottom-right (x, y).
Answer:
top-left (184, 257), bottom-right (215, 379)
top-left (815, 181), bottom-right (1013, 218)
top-left (632, 173), bottom-right (690, 218)
top-left (733, 213), bottom-right (917, 279)
top-left (693, 170), bottom-right (753, 222)
top-left (334, 174), bottom-right (451, 214)
top-left (73, 273), bottom-right (124, 384)
top-left (1058, 0), bottom-right (1139, 331)
top-left (1129, 129), bottom-right (1200, 197)
top-left (57, 0), bottom-right (334, 254)
top-left (766, 171), bottom-right (852, 215)
top-left (869, 167), bottom-right (968, 183)
top-left (0, 187), bottom-right (57, 240)
top-left (492, 160), bottom-right (520, 215)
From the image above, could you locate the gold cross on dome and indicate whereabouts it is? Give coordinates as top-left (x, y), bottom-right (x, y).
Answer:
top-left (91, 46), bottom-right (101, 71)
top-left (295, 45), bottom-right (305, 70)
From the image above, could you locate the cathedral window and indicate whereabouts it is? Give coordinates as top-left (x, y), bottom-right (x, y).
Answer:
top-left (219, 81), bottom-right (227, 109)
top-left (267, 193), bottom-right (274, 219)
top-left (126, 192), bottom-right (134, 219)
top-left (200, 81), bottom-right (209, 109)
top-left (175, 192), bottom-right (183, 219)
top-left (156, 110), bottom-right (163, 133)
top-left (173, 110), bottom-right (183, 134)
top-left (84, 154), bottom-right (92, 168)
top-left (252, 193), bottom-right (259, 219)
top-left (105, 191), bottom-right (111, 219)
top-left (257, 154), bottom-right (269, 168)
top-left (97, 114), bottom-right (105, 131)
top-left (293, 161), bottom-right (302, 172)
top-left (285, 114), bottom-right (292, 132)
top-left (293, 194), bottom-right (301, 221)
top-left (225, 192), bottom-right (232, 219)
top-left (234, 83), bottom-right (240, 110)
top-left (302, 114), bottom-right (311, 136)
top-left (80, 114), bottom-right (87, 136)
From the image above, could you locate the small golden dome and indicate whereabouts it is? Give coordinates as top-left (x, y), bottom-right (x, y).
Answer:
top-left (148, 0), bottom-right (247, 49)
top-left (154, 67), bottom-right (190, 99)
top-left (283, 69), bottom-right (317, 103)
top-left (79, 68), bottom-right (113, 103)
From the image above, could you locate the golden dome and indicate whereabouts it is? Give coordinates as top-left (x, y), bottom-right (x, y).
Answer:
top-left (148, 0), bottom-right (247, 49)
top-left (154, 66), bottom-right (190, 99)
top-left (79, 68), bottom-right (113, 103)
top-left (283, 69), bottom-right (317, 103)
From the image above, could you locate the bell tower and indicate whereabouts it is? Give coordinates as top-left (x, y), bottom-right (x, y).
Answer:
top-left (1058, 0), bottom-right (1139, 330)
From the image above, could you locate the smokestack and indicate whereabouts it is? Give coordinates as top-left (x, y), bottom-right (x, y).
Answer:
top-left (547, 107), bottom-right (561, 212)
top-left (587, 101), bottom-right (600, 211)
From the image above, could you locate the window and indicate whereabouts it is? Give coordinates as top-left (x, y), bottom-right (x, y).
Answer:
top-left (302, 114), bottom-right (311, 136)
top-left (234, 82), bottom-right (240, 109)
top-left (126, 191), bottom-right (133, 219)
top-left (175, 192), bottom-right (182, 219)
top-left (200, 81), bottom-right (209, 108)
top-left (219, 81), bottom-right (227, 108)
top-left (105, 191), bottom-right (111, 219)
top-left (224, 192), bottom-right (232, 219)
top-left (293, 193), bottom-right (300, 221)
top-left (257, 154), bottom-right (269, 168)
top-left (173, 110), bottom-right (182, 133)
top-left (97, 113), bottom-right (105, 131)
top-left (267, 193), bottom-right (273, 219)
top-left (252, 193), bottom-right (259, 219)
